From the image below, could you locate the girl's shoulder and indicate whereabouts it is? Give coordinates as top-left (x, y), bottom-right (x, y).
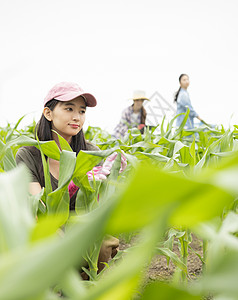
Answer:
top-left (16, 146), bottom-right (42, 170)
top-left (16, 146), bottom-right (41, 160)
top-left (179, 89), bottom-right (188, 95)
top-left (122, 105), bottom-right (133, 114)
top-left (15, 146), bottom-right (42, 184)
top-left (178, 89), bottom-right (189, 101)
top-left (125, 105), bottom-right (133, 112)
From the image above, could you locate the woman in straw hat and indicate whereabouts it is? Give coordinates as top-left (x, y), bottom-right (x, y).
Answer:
top-left (16, 81), bottom-right (120, 279)
top-left (113, 90), bottom-right (150, 139)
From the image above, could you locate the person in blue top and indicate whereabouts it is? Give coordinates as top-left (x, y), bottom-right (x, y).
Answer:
top-left (174, 74), bottom-right (204, 129)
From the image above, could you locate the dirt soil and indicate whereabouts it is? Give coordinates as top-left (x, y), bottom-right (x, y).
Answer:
top-left (119, 233), bottom-right (203, 282)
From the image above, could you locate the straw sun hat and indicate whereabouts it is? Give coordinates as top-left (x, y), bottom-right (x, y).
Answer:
top-left (129, 90), bottom-right (150, 101)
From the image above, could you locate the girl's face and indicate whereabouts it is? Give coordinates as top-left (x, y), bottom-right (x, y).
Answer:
top-left (180, 75), bottom-right (190, 89)
top-left (44, 96), bottom-right (86, 143)
top-left (133, 99), bottom-right (144, 111)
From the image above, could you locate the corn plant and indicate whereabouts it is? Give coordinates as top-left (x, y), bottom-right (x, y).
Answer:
top-left (1, 113), bottom-right (238, 299)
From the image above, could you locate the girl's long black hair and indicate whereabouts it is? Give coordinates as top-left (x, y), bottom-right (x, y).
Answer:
top-left (34, 99), bottom-right (87, 186)
top-left (174, 74), bottom-right (188, 102)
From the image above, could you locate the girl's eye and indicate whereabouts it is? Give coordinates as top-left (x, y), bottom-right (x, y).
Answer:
top-left (66, 107), bottom-right (73, 111)
top-left (80, 110), bottom-right (86, 114)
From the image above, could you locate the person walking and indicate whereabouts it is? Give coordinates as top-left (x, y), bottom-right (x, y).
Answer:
top-left (174, 74), bottom-right (203, 129)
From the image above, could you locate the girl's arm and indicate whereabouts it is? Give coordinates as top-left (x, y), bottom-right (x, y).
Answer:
top-left (29, 182), bottom-right (42, 195)
top-left (16, 148), bottom-right (44, 196)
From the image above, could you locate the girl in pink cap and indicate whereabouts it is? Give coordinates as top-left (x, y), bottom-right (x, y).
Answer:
top-left (16, 82), bottom-right (119, 278)
top-left (17, 82), bottom-right (100, 204)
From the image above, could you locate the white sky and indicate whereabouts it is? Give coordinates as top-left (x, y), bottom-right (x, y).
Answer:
top-left (0, 0), bottom-right (237, 133)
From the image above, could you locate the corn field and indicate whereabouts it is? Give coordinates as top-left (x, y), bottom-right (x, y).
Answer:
top-left (1, 111), bottom-right (238, 300)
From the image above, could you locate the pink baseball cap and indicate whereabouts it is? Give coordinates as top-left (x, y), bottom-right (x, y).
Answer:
top-left (43, 82), bottom-right (97, 107)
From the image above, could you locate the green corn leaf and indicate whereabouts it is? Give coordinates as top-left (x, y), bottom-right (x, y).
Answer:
top-left (134, 151), bottom-right (170, 163)
top-left (156, 247), bottom-right (187, 273)
top-left (7, 136), bottom-right (61, 161)
top-left (0, 195), bottom-right (115, 300)
top-left (172, 109), bottom-right (190, 139)
top-left (73, 148), bottom-right (116, 177)
top-left (0, 165), bottom-right (35, 253)
top-left (106, 162), bottom-right (234, 234)
top-left (51, 130), bottom-right (73, 152)
top-left (47, 150), bottom-right (76, 218)
top-left (6, 114), bottom-right (26, 142)
top-left (3, 147), bottom-right (16, 171)
top-left (140, 282), bottom-right (201, 300)
top-left (80, 216), bottom-right (169, 300)
top-left (30, 214), bottom-right (67, 242)
top-left (36, 135), bottom-right (52, 197)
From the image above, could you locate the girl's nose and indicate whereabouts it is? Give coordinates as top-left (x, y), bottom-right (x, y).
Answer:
top-left (73, 114), bottom-right (80, 121)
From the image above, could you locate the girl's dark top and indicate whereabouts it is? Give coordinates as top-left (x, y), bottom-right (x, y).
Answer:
top-left (15, 141), bottom-right (101, 210)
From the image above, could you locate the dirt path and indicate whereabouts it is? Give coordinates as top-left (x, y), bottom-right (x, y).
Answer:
top-left (119, 234), bottom-right (203, 282)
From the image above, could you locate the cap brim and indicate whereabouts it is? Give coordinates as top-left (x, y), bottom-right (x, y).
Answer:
top-left (81, 93), bottom-right (97, 107)
top-left (54, 92), bottom-right (97, 107)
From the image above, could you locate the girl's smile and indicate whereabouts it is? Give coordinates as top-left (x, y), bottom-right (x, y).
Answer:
top-left (69, 123), bottom-right (80, 129)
